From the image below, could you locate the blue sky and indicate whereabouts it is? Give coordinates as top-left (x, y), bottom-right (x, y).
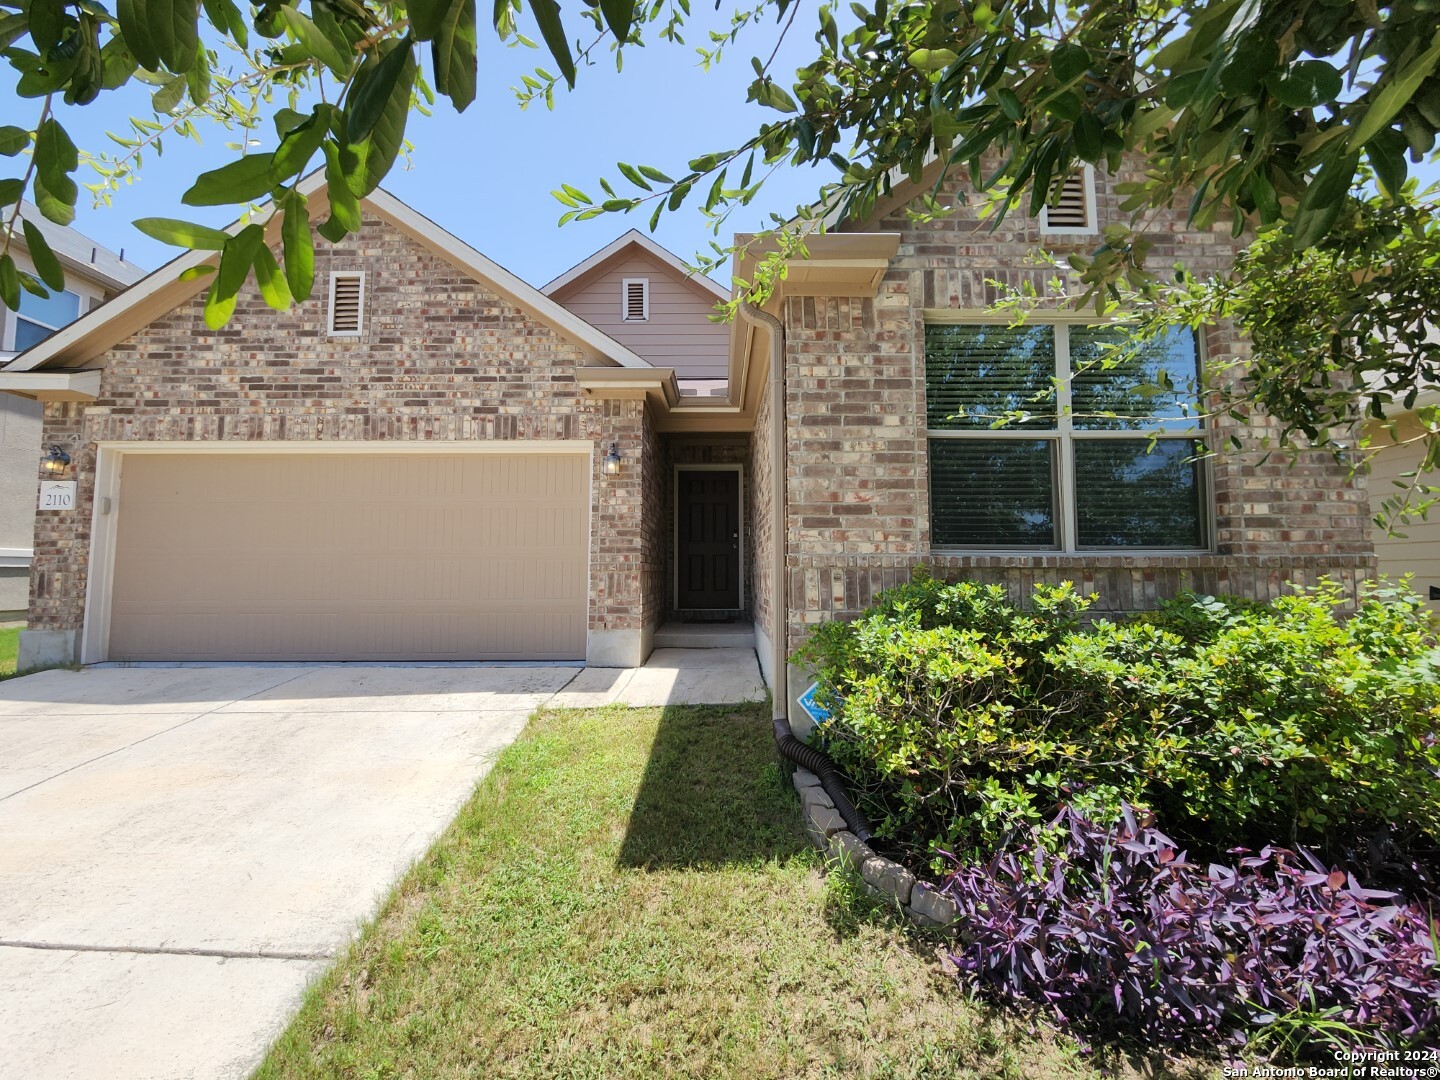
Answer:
top-left (1, 6), bottom-right (839, 286)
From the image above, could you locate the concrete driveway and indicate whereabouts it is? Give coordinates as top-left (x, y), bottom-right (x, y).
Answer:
top-left (0, 664), bottom-right (580, 1080)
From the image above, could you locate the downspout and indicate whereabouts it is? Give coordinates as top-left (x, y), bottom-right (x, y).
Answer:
top-left (738, 299), bottom-right (875, 845)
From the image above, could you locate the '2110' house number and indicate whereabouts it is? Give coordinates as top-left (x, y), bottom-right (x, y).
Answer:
top-left (38, 481), bottom-right (76, 511)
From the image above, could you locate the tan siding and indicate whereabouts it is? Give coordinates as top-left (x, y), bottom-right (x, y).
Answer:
top-left (552, 251), bottom-right (728, 378)
top-left (1369, 412), bottom-right (1440, 611)
top-left (108, 452), bottom-right (589, 661)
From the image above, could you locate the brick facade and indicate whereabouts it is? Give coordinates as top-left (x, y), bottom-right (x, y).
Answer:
top-left (28, 211), bottom-right (662, 644)
top-left (776, 165), bottom-right (1375, 652)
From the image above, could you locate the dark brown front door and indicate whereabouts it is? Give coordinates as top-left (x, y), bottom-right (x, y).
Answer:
top-left (676, 469), bottom-right (740, 609)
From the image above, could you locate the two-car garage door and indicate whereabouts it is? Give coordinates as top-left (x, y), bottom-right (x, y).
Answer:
top-left (103, 450), bottom-right (590, 662)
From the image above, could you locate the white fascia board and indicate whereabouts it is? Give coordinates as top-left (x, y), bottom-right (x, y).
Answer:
top-left (0, 368), bottom-right (102, 400)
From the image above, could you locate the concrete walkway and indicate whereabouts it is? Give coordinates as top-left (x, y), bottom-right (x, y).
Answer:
top-left (0, 650), bottom-right (765, 1079)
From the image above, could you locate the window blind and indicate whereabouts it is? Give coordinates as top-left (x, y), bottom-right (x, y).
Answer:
top-left (1070, 325), bottom-right (1200, 431)
top-left (1073, 439), bottom-right (1204, 548)
top-left (929, 438), bottom-right (1057, 547)
top-left (925, 323), bottom-right (1057, 430)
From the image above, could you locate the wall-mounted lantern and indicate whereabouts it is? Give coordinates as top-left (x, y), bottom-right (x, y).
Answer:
top-left (41, 444), bottom-right (71, 476)
top-left (603, 442), bottom-right (622, 476)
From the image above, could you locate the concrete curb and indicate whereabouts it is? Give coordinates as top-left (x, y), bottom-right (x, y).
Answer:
top-left (790, 766), bottom-right (960, 932)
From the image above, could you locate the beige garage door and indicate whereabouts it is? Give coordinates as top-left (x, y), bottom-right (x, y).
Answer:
top-left (107, 452), bottom-right (590, 661)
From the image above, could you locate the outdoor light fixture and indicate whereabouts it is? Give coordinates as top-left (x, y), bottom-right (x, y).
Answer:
top-left (41, 444), bottom-right (71, 475)
top-left (603, 442), bottom-right (622, 475)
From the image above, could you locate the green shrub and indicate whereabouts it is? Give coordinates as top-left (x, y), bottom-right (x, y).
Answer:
top-left (794, 574), bottom-right (1440, 869)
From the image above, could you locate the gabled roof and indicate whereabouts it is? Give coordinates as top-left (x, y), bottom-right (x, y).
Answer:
top-left (7, 171), bottom-right (654, 373)
top-left (13, 201), bottom-right (147, 292)
top-left (542, 228), bottom-right (730, 304)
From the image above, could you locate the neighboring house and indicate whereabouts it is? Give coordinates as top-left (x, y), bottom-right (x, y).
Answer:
top-left (0, 205), bottom-right (144, 619)
top-left (0, 167), bottom-right (1373, 727)
top-left (1365, 397), bottom-right (1440, 610)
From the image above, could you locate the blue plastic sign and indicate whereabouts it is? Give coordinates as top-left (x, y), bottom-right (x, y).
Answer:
top-left (797, 682), bottom-right (832, 726)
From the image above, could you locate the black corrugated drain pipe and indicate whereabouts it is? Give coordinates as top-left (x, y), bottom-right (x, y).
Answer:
top-left (737, 295), bottom-right (876, 847)
top-left (772, 715), bottom-right (877, 846)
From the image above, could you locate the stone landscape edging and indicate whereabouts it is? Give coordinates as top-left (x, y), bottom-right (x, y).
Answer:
top-left (791, 766), bottom-right (960, 931)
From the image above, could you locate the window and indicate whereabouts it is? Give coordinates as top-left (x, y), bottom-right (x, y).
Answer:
top-left (925, 322), bottom-right (1206, 550)
top-left (328, 271), bottom-right (364, 335)
top-left (1039, 167), bottom-right (1097, 233)
top-left (10, 287), bottom-right (81, 351)
top-left (621, 277), bottom-right (648, 321)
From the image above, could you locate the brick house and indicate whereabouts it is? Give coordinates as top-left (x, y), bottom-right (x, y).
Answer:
top-left (0, 166), bottom-right (1374, 728)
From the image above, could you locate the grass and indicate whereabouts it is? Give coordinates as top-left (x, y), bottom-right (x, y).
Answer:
top-left (256, 703), bottom-right (1205, 1079)
top-left (0, 625), bottom-right (18, 677)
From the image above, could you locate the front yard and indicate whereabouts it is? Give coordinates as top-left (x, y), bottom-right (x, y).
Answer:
top-left (0, 625), bottom-right (18, 677)
top-left (256, 703), bottom-right (1185, 1079)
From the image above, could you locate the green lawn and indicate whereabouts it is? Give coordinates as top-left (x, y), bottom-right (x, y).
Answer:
top-left (256, 703), bottom-right (1200, 1079)
top-left (0, 625), bottom-right (18, 677)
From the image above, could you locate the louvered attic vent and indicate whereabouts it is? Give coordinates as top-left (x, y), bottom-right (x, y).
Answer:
top-left (1040, 169), bottom-right (1096, 233)
top-left (328, 272), bottom-right (365, 336)
top-left (622, 277), bottom-right (649, 321)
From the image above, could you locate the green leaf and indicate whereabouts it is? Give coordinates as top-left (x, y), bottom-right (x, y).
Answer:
top-left (203, 273), bottom-right (237, 329)
top-left (1349, 30), bottom-right (1440, 150)
top-left (182, 153), bottom-right (278, 206)
top-left (271, 105), bottom-right (332, 183)
top-left (1216, 31), bottom-right (1278, 97)
top-left (1267, 60), bottom-right (1342, 109)
top-left (1367, 129), bottom-right (1408, 201)
top-left (151, 73), bottom-right (186, 114)
top-left (996, 87), bottom-right (1023, 122)
top-left (753, 78), bottom-right (798, 113)
top-left (0, 253), bottom-right (18, 311)
top-left (1050, 42), bottom-right (1090, 84)
top-left (177, 264), bottom-right (214, 281)
top-left (617, 162), bottom-right (652, 190)
top-left (908, 48), bottom-right (957, 73)
top-left (149, 0), bottom-right (200, 73)
top-left (32, 119), bottom-right (78, 225)
top-left (346, 35), bottom-right (414, 142)
top-left (425, 0), bottom-right (477, 111)
top-left (0, 178), bottom-right (20, 205)
top-left (278, 7), bottom-right (351, 78)
top-left (116, 0), bottom-right (160, 70)
top-left (281, 191), bottom-right (315, 301)
top-left (201, 0), bottom-right (247, 48)
top-left (342, 40), bottom-right (417, 196)
top-left (638, 164), bottom-right (673, 183)
top-left (22, 219), bottom-right (65, 291)
top-left (1073, 112), bottom-right (1103, 163)
top-left (216, 223), bottom-right (263, 297)
top-left (597, 0), bottom-right (633, 43)
top-left (252, 243), bottom-right (293, 311)
top-left (1290, 152), bottom-right (1358, 249)
top-left (133, 216), bottom-right (232, 250)
top-left (320, 140), bottom-right (362, 236)
top-left (0, 126), bottom-right (28, 156)
top-left (528, 0), bottom-right (575, 88)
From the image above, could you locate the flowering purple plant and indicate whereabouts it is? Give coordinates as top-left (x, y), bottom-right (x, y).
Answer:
top-left (941, 805), bottom-right (1440, 1052)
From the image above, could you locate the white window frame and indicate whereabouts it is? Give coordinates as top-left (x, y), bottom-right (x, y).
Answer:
top-left (924, 316), bottom-right (1212, 555)
top-left (1038, 164), bottom-right (1098, 235)
top-left (621, 277), bottom-right (649, 322)
top-left (3, 288), bottom-right (85, 352)
top-left (327, 271), bottom-right (365, 337)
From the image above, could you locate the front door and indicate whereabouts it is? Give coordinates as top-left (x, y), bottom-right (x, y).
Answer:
top-left (676, 469), bottom-right (741, 609)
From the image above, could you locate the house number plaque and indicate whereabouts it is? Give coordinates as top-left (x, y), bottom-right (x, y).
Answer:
top-left (38, 481), bottom-right (77, 511)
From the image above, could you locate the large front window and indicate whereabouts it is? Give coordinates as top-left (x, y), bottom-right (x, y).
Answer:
top-left (926, 322), bottom-right (1207, 550)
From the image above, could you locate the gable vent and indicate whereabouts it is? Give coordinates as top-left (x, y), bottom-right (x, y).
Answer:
top-left (1040, 168), bottom-right (1096, 233)
top-left (328, 272), bottom-right (365, 336)
top-left (622, 277), bottom-right (649, 321)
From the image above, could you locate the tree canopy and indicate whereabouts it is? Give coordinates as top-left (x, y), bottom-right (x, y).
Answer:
top-left (2, 0), bottom-right (1440, 516)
